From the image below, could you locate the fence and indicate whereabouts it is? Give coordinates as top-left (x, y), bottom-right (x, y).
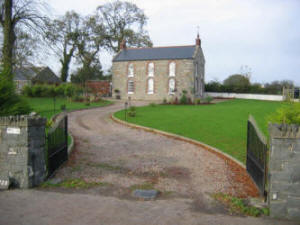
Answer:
top-left (246, 115), bottom-right (268, 196)
top-left (46, 114), bottom-right (68, 177)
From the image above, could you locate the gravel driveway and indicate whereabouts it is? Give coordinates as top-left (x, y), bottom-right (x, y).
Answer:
top-left (56, 100), bottom-right (253, 198)
top-left (0, 100), bottom-right (296, 225)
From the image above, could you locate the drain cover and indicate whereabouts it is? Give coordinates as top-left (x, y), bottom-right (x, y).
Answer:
top-left (133, 189), bottom-right (159, 200)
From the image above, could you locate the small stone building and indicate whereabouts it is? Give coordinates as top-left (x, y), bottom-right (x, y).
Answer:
top-left (112, 35), bottom-right (205, 101)
top-left (13, 66), bottom-right (61, 93)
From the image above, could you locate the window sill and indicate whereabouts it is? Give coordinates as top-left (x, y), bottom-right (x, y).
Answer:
top-left (128, 75), bottom-right (134, 78)
top-left (147, 92), bottom-right (154, 95)
top-left (128, 92), bottom-right (134, 95)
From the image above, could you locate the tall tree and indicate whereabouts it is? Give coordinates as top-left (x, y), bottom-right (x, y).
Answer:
top-left (0, 27), bottom-right (39, 67)
top-left (71, 15), bottom-right (105, 85)
top-left (0, 0), bottom-right (47, 77)
top-left (97, 0), bottom-right (152, 52)
top-left (45, 11), bottom-right (81, 82)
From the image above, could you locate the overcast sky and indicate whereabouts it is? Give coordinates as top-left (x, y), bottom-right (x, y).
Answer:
top-left (47, 0), bottom-right (300, 85)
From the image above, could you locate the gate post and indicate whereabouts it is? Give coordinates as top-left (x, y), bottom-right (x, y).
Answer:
top-left (0, 115), bottom-right (47, 189)
top-left (268, 124), bottom-right (300, 220)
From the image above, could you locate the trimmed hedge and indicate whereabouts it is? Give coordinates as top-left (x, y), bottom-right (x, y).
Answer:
top-left (22, 83), bottom-right (85, 98)
top-left (205, 81), bottom-right (295, 95)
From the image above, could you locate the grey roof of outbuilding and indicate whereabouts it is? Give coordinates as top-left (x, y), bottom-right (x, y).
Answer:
top-left (14, 68), bottom-right (37, 80)
top-left (32, 67), bottom-right (61, 84)
top-left (113, 45), bottom-right (196, 62)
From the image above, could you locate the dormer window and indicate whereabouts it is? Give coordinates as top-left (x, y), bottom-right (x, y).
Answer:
top-left (128, 63), bottom-right (134, 77)
top-left (148, 62), bottom-right (154, 77)
top-left (169, 62), bottom-right (176, 77)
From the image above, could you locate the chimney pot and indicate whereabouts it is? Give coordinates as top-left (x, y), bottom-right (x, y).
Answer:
top-left (196, 33), bottom-right (201, 46)
top-left (120, 40), bottom-right (126, 50)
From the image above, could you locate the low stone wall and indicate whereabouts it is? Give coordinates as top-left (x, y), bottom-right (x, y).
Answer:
top-left (268, 124), bottom-right (300, 220)
top-left (205, 92), bottom-right (283, 101)
top-left (0, 115), bottom-right (47, 189)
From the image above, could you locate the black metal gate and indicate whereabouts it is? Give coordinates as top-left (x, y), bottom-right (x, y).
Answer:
top-left (246, 115), bottom-right (268, 196)
top-left (47, 114), bottom-right (68, 177)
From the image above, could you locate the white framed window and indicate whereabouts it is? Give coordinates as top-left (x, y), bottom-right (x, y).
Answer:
top-left (128, 63), bottom-right (134, 77)
top-left (148, 62), bottom-right (154, 77)
top-left (147, 78), bottom-right (154, 94)
top-left (169, 62), bottom-right (176, 77)
top-left (169, 78), bottom-right (175, 94)
top-left (128, 80), bottom-right (134, 94)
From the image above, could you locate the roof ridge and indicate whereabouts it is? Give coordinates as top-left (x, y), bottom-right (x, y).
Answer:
top-left (126, 45), bottom-right (195, 50)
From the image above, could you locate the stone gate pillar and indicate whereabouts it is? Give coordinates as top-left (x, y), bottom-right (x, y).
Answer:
top-left (268, 124), bottom-right (300, 220)
top-left (0, 115), bottom-right (47, 189)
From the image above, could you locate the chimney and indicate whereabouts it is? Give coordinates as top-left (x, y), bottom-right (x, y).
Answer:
top-left (195, 33), bottom-right (201, 46)
top-left (120, 39), bottom-right (126, 50)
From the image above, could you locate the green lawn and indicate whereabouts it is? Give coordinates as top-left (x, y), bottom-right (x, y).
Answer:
top-left (26, 97), bottom-right (112, 119)
top-left (114, 99), bottom-right (284, 164)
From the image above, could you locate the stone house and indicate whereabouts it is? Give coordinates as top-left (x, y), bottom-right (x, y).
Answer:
top-left (112, 34), bottom-right (205, 101)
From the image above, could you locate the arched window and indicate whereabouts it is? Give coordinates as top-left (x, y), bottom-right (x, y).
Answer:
top-left (128, 63), bottom-right (134, 77)
top-left (169, 62), bottom-right (176, 77)
top-left (148, 62), bottom-right (154, 77)
top-left (169, 78), bottom-right (175, 94)
top-left (147, 78), bottom-right (154, 94)
top-left (128, 80), bottom-right (134, 94)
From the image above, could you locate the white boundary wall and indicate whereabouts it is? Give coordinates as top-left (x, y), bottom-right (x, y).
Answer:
top-left (205, 92), bottom-right (283, 101)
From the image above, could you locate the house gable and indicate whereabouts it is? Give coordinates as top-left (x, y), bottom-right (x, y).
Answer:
top-left (112, 35), bottom-right (205, 101)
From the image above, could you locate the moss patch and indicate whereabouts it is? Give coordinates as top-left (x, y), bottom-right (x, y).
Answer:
top-left (41, 178), bottom-right (109, 189)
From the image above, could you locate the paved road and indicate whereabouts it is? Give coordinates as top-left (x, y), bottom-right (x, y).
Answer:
top-left (0, 189), bottom-right (296, 225)
top-left (0, 101), bottom-right (297, 225)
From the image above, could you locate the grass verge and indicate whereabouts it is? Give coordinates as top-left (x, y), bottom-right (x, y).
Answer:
top-left (41, 178), bottom-right (109, 189)
top-left (129, 182), bottom-right (156, 191)
top-left (212, 193), bottom-right (269, 217)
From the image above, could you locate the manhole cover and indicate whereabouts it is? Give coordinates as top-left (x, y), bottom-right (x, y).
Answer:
top-left (132, 189), bottom-right (159, 200)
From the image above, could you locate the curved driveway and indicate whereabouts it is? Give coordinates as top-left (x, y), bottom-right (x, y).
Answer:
top-left (0, 101), bottom-right (296, 225)
top-left (62, 101), bottom-right (239, 197)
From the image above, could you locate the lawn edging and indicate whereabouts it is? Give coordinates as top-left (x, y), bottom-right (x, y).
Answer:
top-left (110, 113), bottom-right (262, 197)
top-left (111, 113), bottom-right (245, 170)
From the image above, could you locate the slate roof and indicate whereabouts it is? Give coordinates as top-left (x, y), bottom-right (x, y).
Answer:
top-left (113, 45), bottom-right (196, 62)
top-left (14, 66), bottom-right (61, 84)
top-left (32, 67), bottom-right (61, 84)
top-left (14, 68), bottom-right (38, 81)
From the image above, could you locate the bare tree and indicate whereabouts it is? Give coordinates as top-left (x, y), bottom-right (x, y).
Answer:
top-left (97, 0), bottom-right (152, 52)
top-left (45, 11), bottom-right (81, 82)
top-left (0, 0), bottom-right (48, 77)
top-left (71, 15), bottom-right (106, 85)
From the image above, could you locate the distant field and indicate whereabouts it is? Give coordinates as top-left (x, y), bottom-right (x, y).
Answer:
top-left (26, 97), bottom-right (112, 119)
top-left (114, 99), bottom-right (284, 163)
